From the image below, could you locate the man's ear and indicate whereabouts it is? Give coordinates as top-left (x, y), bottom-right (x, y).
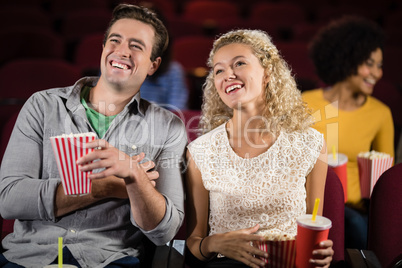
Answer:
top-left (147, 57), bottom-right (162, 76)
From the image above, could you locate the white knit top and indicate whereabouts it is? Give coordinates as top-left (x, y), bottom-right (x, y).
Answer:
top-left (188, 123), bottom-right (324, 240)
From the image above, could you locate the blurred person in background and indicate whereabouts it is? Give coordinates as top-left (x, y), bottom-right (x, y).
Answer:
top-left (140, 40), bottom-right (189, 110)
top-left (138, 1), bottom-right (189, 110)
top-left (303, 15), bottom-right (394, 250)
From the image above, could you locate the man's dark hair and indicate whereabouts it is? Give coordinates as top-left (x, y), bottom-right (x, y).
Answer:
top-left (103, 3), bottom-right (169, 61)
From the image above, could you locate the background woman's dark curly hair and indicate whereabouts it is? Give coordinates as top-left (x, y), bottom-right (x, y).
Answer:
top-left (309, 15), bottom-right (385, 85)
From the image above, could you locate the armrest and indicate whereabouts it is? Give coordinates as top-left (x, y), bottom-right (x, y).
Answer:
top-left (345, 248), bottom-right (382, 268)
top-left (0, 216), bottom-right (3, 252)
top-left (152, 240), bottom-right (185, 268)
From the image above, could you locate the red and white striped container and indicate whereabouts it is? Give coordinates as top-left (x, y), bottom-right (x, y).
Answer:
top-left (50, 133), bottom-right (96, 195)
top-left (357, 153), bottom-right (393, 198)
top-left (256, 240), bottom-right (296, 268)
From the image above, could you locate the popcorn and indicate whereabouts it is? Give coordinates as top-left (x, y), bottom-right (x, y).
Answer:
top-left (258, 230), bottom-right (295, 241)
top-left (50, 132), bottom-right (97, 195)
top-left (256, 230), bottom-right (296, 268)
top-left (357, 150), bottom-right (393, 198)
top-left (358, 150), bottom-right (391, 159)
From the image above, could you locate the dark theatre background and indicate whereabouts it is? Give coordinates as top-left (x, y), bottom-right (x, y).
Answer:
top-left (0, 0), bottom-right (401, 266)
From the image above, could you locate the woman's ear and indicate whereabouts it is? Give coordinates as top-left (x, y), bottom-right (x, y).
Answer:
top-left (263, 72), bottom-right (271, 86)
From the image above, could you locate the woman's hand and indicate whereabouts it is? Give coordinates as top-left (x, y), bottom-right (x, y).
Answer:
top-left (310, 239), bottom-right (334, 267)
top-left (77, 139), bottom-right (159, 186)
top-left (211, 225), bottom-right (269, 268)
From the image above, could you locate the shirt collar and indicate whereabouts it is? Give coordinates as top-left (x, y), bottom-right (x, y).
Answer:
top-left (56, 77), bottom-right (145, 117)
top-left (128, 92), bottom-right (144, 116)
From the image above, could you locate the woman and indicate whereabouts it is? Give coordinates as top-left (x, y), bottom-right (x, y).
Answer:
top-left (303, 16), bottom-right (394, 249)
top-left (185, 29), bottom-right (334, 268)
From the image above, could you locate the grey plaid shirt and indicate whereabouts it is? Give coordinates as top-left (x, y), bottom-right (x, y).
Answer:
top-left (0, 77), bottom-right (186, 268)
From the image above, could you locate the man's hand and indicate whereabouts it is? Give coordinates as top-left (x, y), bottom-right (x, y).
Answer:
top-left (76, 139), bottom-right (166, 231)
top-left (76, 139), bottom-right (159, 186)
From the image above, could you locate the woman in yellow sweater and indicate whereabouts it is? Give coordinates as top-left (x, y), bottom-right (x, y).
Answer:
top-left (302, 16), bottom-right (394, 250)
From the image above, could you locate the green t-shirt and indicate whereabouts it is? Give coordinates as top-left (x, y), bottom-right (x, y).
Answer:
top-left (81, 86), bottom-right (117, 138)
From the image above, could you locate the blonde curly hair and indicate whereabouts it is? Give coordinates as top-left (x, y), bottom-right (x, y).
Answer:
top-left (199, 29), bottom-right (312, 137)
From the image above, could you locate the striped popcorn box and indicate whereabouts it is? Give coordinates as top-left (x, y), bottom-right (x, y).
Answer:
top-left (50, 132), bottom-right (97, 195)
top-left (256, 240), bottom-right (296, 268)
top-left (357, 151), bottom-right (393, 198)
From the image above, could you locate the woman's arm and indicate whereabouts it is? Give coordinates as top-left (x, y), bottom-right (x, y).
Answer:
top-left (306, 139), bottom-right (334, 267)
top-left (185, 149), bottom-right (212, 260)
top-left (185, 150), bottom-right (268, 268)
top-left (372, 107), bottom-right (394, 159)
top-left (306, 139), bottom-right (328, 215)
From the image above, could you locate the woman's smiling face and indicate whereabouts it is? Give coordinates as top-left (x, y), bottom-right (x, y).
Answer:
top-left (212, 43), bottom-right (267, 110)
top-left (346, 47), bottom-right (383, 96)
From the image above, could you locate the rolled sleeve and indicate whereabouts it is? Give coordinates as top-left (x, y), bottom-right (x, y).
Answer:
top-left (129, 112), bottom-right (187, 245)
top-left (130, 196), bottom-right (183, 245)
top-left (0, 96), bottom-right (59, 221)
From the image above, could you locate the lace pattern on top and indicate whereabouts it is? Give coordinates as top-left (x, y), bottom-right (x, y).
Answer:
top-left (188, 124), bottom-right (324, 239)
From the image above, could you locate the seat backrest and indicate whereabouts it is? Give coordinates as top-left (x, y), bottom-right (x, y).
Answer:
top-left (0, 113), bottom-right (17, 240)
top-left (0, 6), bottom-right (52, 31)
top-left (0, 27), bottom-right (64, 65)
top-left (0, 112), bottom-right (20, 164)
top-left (172, 36), bottom-right (214, 72)
top-left (314, 4), bottom-right (379, 25)
top-left (0, 59), bottom-right (81, 100)
top-left (74, 33), bottom-right (104, 76)
top-left (60, 9), bottom-right (111, 43)
top-left (372, 79), bottom-right (402, 149)
top-left (168, 110), bottom-right (202, 243)
top-left (49, 0), bottom-right (109, 20)
top-left (323, 167), bottom-right (345, 262)
top-left (368, 163), bottom-right (402, 268)
top-left (275, 41), bottom-right (318, 84)
top-left (0, 0), bottom-right (44, 7)
top-left (172, 110), bottom-right (202, 143)
top-left (249, 2), bottom-right (306, 27)
top-left (383, 46), bottom-right (402, 89)
top-left (0, 217), bottom-right (14, 242)
top-left (182, 0), bottom-right (241, 25)
top-left (0, 216), bottom-right (2, 252)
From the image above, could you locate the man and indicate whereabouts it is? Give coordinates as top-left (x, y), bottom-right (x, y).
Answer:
top-left (0, 4), bottom-right (186, 267)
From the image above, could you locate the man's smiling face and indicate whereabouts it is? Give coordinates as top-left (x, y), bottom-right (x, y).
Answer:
top-left (100, 18), bottom-right (160, 93)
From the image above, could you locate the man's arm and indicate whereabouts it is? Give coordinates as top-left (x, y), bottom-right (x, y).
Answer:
top-left (0, 95), bottom-right (127, 220)
top-left (77, 141), bottom-right (178, 232)
top-left (54, 176), bottom-right (128, 217)
top-left (77, 116), bottom-right (187, 245)
top-left (0, 97), bottom-right (53, 220)
top-left (124, 161), bottom-right (166, 230)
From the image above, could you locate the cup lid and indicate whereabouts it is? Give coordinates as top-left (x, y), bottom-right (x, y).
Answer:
top-left (296, 214), bottom-right (332, 230)
top-left (43, 265), bottom-right (78, 268)
top-left (327, 153), bottom-right (348, 167)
